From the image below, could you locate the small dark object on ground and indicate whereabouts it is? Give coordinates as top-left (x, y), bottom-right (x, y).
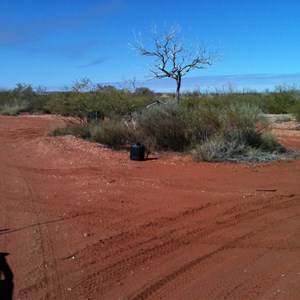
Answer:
top-left (130, 143), bottom-right (145, 161)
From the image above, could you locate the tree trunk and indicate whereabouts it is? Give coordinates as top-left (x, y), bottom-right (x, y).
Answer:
top-left (176, 75), bottom-right (182, 103)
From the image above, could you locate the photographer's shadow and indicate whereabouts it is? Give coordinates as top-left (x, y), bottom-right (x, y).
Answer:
top-left (0, 253), bottom-right (14, 300)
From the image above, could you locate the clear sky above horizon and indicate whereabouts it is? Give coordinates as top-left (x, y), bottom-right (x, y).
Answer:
top-left (1, 0), bottom-right (300, 91)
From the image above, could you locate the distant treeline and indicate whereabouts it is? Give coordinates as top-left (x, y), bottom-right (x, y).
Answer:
top-left (1, 81), bottom-right (300, 121)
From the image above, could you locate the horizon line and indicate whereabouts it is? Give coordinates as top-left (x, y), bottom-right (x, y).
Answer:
top-left (1, 72), bottom-right (300, 92)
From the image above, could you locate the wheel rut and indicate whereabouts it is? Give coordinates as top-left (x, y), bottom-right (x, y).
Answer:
top-left (77, 193), bottom-right (299, 296)
top-left (0, 138), bottom-right (65, 299)
top-left (131, 212), bottom-right (300, 300)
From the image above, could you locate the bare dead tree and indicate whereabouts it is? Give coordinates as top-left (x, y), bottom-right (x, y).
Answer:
top-left (132, 25), bottom-right (219, 102)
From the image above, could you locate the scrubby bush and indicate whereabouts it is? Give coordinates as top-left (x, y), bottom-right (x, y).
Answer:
top-left (89, 119), bottom-right (137, 149)
top-left (190, 102), bottom-right (284, 162)
top-left (191, 137), bottom-right (246, 162)
top-left (137, 100), bottom-right (279, 160)
top-left (288, 101), bottom-right (300, 122)
top-left (0, 84), bottom-right (37, 115)
top-left (49, 124), bottom-right (91, 138)
top-left (49, 118), bottom-right (139, 150)
top-left (0, 79), bottom-right (156, 118)
top-left (182, 89), bottom-right (300, 116)
top-left (138, 102), bottom-right (214, 151)
top-left (0, 102), bottom-right (27, 115)
top-left (43, 84), bottom-right (156, 120)
top-left (262, 91), bottom-right (298, 114)
top-left (191, 132), bottom-right (280, 163)
top-left (190, 100), bottom-right (270, 143)
top-left (138, 102), bottom-right (189, 151)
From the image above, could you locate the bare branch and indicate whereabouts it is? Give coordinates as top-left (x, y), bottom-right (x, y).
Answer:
top-left (131, 24), bottom-right (219, 101)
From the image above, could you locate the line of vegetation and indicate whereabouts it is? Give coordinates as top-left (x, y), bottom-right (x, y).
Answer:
top-left (1, 81), bottom-right (300, 162)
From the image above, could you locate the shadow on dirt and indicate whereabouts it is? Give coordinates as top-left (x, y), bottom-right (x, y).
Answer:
top-left (0, 252), bottom-right (14, 300)
top-left (145, 157), bottom-right (158, 161)
top-left (0, 212), bottom-right (94, 236)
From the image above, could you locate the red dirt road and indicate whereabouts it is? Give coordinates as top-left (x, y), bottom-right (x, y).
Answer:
top-left (0, 115), bottom-right (300, 300)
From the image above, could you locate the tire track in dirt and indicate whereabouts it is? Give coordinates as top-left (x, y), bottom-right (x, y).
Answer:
top-left (77, 193), bottom-right (299, 296)
top-left (131, 213), bottom-right (300, 300)
top-left (81, 194), bottom-right (295, 264)
top-left (0, 143), bottom-right (50, 298)
top-left (0, 138), bottom-right (65, 299)
top-left (0, 149), bottom-right (10, 252)
top-left (130, 234), bottom-right (253, 300)
top-left (75, 192), bottom-right (297, 269)
top-left (222, 252), bottom-right (300, 300)
top-left (16, 165), bottom-right (65, 299)
top-left (76, 203), bottom-right (213, 263)
top-left (194, 213), bottom-right (299, 300)
top-left (70, 204), bottom-right (214, 296)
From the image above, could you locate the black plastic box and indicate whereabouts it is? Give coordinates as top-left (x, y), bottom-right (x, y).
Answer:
top-left (130, 143), bottom-right (145, 161)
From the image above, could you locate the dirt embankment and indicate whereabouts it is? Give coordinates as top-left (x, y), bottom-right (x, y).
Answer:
top-left (0, 115), bottom-right (299, 299)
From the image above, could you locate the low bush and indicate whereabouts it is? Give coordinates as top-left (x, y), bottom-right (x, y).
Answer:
top-left (262, 91), bottom-right (298, 114)
top-left (89, 119), bottom-right (137, 149)
top-left (0, 103), bottom-right (25, 115)
top-left (49, 124), bottom-right (91, 138)
top-left (288, 101), bottom-right (300, 122)
top-left (191, 132), bottom-right (281, 163)
top-left (138, 102), bottom-right (214, 151)
top-left (190, 102), bottom-right (288, 162)
top-left (0, 84), bottom-right (38, 115)
top-left (138, 103), bottom-right (189, 151)
top-left (191, 137), bottom-right (246, 162)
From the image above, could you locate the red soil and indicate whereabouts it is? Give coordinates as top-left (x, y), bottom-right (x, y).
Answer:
top-left (0, 115), bottom-right (299, 299)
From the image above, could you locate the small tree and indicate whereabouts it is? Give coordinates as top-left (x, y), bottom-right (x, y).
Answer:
top-left (133, 25), bottom-right (219, 102)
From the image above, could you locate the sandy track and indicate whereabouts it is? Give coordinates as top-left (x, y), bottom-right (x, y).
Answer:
top-left (0, 115), bottom-right (299, 299)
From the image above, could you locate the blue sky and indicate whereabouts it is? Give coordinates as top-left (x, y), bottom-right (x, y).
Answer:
top-left (1, 0), bottom-right (300, 92)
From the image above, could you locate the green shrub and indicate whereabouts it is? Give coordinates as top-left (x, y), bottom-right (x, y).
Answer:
top-left (194, 101), bottom-right (269, 144)
top-left (0, 103), bottom-right (25, 115)
top-left (191, 137), bottom-right (246, 162)
top-left (190, 102), bottom-right (285, 162)
top-left (136, 101), bottom-right (277, 156)
top-left (49, 124), bottom-right (91, 138)
top-left (258, 132), bottom-right (279, 151)
top-left (0, 84), bottom-right (39, 114)
top-left (191, 133), bottom-right (282, 163)
top-left (223, 104), bottom-right (269, 146)
top-left (288, 101), bottom-right (300, 122)
top-left (89, 119), bottom-right (137, 149)
top-left (262, 91), bottom-right (298, 114)
top-left (138, 102), bottom-right (212, 151)
top-left (41, 84), bottom-right (156, 119)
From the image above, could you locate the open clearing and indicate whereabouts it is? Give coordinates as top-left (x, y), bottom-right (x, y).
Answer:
top-left (0, 115), bottom-right (300, 299)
